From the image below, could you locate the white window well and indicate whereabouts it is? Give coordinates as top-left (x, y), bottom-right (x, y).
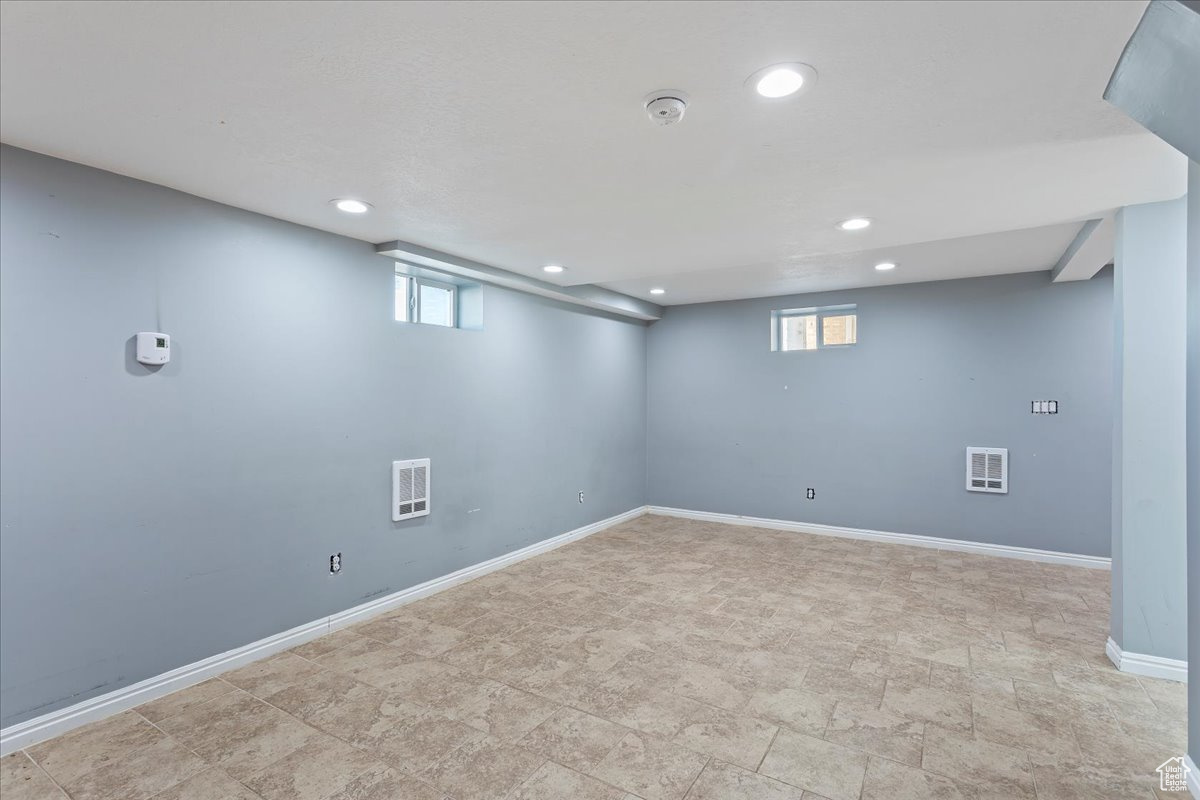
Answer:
top-left (771, 304), bottom-right (857, 351)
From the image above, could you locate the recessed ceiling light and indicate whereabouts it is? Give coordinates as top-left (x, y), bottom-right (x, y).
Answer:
top-left (332, 199), bottom-right (371, 214)
top-left (874, 262), bottom-right (897, 271)
top-left (746, 63), bottom-right (818, 99)
top-left (649, 288), bottom-right (665, 295)
top-left (542, 265), bottom-right (565, 274)
top-left (837, 217), bottom-right (872, 231)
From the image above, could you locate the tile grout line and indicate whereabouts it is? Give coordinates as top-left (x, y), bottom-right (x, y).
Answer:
top-left (493, 755), bottom-right (548, 800)
top-left (582, 719), bottom-right (637, 774)
top-left (678, 755), bottom-right (711, 800)
top-left (135, 700), bottom-right (266, 800)
top-left (18, 749), bottom-right (72, 799)
top-left (753, 724), bottom-right (780, 774)
top-left (153, 671), bottom-right (408, 798)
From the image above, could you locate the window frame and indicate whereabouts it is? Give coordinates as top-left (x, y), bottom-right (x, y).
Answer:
top-left (775, 311), bottom-right (820, 352)
top-left (770, 303), bottom-right (857, 352)
top-left (395, 274), bottom-right (458, 328)
top-left (414, 276), bottom-right (457, 328)
top-left (395, 273), bottom-right (411, 322)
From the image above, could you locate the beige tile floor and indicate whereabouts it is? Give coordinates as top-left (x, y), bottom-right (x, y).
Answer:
top-left (2, 514), bottom-right (1188, 800)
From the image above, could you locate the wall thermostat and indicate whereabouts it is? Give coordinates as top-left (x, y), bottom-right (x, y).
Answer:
top-left (136, 332), bottom-right (170, 365)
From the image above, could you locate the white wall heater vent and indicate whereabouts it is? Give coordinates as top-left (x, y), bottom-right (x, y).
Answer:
top-left (393, 458), bottom-right (430, 521)
top-left (966, 447), bottom-right (1008, 494)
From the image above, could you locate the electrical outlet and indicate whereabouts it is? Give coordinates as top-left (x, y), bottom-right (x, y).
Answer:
top-left (806, 488), bottom-right (815, 500)
top-left (578, 491), bottom-right (585, 504)
top-left (329, 553), bottom-right (342, 574)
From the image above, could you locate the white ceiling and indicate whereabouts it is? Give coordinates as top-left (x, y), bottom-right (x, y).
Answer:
top-left (607, 221), bottom-right (1087, 305)
top-left (0, 0), bottom-right (1186, 305)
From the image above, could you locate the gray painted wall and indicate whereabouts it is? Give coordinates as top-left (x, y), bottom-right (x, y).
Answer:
top-left (1187, 162), bottom-right (1199, 765)
top-left (0, 146), bottom-right (648, 728)
top-left (646, 271), bottom-right (1113, 557)
top-left (1110, 198), bottom-right (1188, 662)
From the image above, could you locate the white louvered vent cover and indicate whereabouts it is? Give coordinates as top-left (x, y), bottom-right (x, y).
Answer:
top-left (966, 447), bottom-right (1008, 494)
top-left (392, 458), bottom-right (430, 521)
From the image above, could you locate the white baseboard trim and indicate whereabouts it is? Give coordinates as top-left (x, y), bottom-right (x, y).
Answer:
top-left (648, 506), bottom-right (1112, 570)
top-left (0, 506), bottom-right (647, 756)
top-left (1186, 754), bottom-right (1200, 799)
top-left (1106, 636), bottom-right (1188, 683)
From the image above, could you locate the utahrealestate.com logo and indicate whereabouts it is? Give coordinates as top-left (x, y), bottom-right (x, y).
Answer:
top-left (1158, 757), bottom-right (1191, 792)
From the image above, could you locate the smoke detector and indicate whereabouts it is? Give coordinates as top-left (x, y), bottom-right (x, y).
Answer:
top-left (644, 91), bottom-right (688, 126)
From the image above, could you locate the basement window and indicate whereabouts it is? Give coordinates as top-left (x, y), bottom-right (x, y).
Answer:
top-left (395, 275), bottom-right (457, 327)
top-left (393, 265), bottom-right (484, 330)
top-left (770, 304), bottom-right (857, 351)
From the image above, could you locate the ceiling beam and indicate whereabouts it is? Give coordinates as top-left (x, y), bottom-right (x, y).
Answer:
top-left (1104, 0), bottom-right (1200, 161)
top-left (375, 240), bottom-right (662, 322)
top-left (1051, 216), bottom-right (1115, 282)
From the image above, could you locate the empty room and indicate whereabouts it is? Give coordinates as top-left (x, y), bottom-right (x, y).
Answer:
top-left (1, 1), bottom-right (1198, 799)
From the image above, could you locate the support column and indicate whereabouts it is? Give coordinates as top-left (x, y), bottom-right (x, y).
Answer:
top-left (1187, 162), bottom-right (1199, 777)
top-left (1110, 196), bottom-right (1188, 674)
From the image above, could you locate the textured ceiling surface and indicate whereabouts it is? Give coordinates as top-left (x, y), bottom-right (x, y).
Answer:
top-left (0, 0), bottom-right (1186, 303)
